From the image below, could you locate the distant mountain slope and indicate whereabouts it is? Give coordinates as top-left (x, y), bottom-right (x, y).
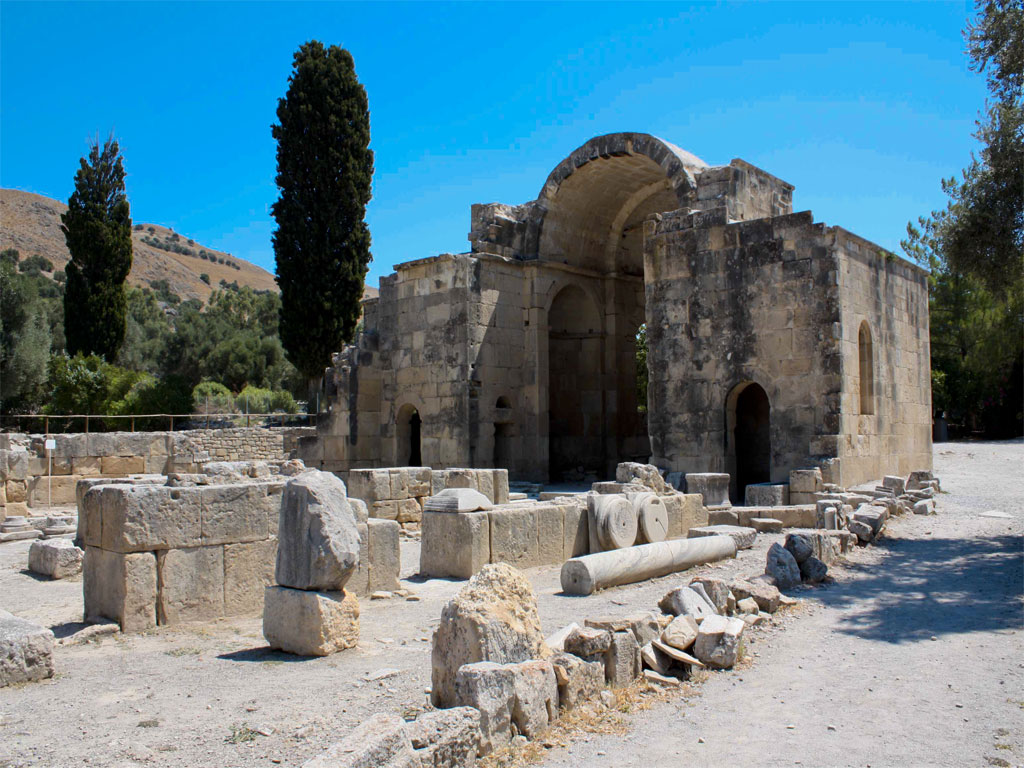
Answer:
top-left (0, 188), bottom-right (277, 303)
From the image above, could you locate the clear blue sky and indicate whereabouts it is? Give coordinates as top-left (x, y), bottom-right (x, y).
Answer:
top-left (1, 1), bottom-right (984, 289)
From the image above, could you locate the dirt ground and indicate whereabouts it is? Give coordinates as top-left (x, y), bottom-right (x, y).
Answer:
top-left (1, 440), bottom-right (1021, 768)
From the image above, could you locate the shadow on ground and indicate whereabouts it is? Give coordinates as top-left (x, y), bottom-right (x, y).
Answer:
top-left (815, 533), bottom-right (1023, 643)
top-left (217, 646), bottom-right (314, 663)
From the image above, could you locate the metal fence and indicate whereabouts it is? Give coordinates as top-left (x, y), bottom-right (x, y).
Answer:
top-left (0, 412), bottom-right (318, 434)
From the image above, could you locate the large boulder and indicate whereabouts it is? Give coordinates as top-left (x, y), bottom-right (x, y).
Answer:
top-left (431, 563), bottom-right (547, 707)
top-left (765, 542), bottom-right (801, 590)
top-left (0, 609), bottom-right (55, 687)
top-left (276, 470), bottom-right (360, 591)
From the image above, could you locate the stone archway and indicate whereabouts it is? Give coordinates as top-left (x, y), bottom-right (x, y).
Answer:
top-left (396, 403), bottom-right (422, 466)
top-left (727, 382), bottom-right (771, 502)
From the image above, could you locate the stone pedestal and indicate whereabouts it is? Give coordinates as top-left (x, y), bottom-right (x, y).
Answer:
top-left (684, 473), bottom-right (731, 508)
top-left (262, 586), bottom-right (359, 657)
top-left (0, 516), bottom-right (42, 543)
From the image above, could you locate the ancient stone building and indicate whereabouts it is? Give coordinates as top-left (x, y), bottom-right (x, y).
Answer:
top-left (309, 133), bottom-right (931, 497)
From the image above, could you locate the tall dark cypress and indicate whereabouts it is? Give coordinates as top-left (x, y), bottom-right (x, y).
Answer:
top-left (61, 137), bottom-right (133, 359)
top-left (272, 41), bottom-right (373, 383)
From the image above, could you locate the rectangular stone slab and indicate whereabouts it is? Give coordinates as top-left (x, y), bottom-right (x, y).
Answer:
top-left (687, 524), bottom-right (757, 550)
top-left (419, 509), bottom-right (490, 579)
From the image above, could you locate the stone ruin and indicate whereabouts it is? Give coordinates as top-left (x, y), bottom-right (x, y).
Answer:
top-left (305, 132), bottom-right (932, 498)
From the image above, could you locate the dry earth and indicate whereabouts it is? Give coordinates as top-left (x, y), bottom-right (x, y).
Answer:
top-left (0, 440), bottom-right (1021, 768)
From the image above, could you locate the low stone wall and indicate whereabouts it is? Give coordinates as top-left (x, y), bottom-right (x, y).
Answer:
top-left (346, 466), bottom-right (510, 530)
top-left (419, 493), bottom-right (706, 580)
top-left (0, 427), bottom-right (310, 520)
top-left (78, 471), bottom-right (399, 631)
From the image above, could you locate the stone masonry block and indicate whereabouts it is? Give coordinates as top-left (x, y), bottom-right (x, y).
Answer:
top-left (349, 523), bottom-right (370, 596)
top-left (663, 493), bottom-right (707, 539)
top-left (789, 468), bottom-right (822, 495)
top-left (83, 547), bottom-right (157, 631)
top-left (367, 518), bottom-right (401, 593)
top-left (27, 475), bottom-right (79, 506)
top-left (347, 469), bottom-right (391, 505)
top-left (492, 470), bottom-right (510, 505)
top-left (371, 500), bottom-right (399, 520)
top-left (200, 484), bottom-right (271, 546)
top-left (262, 586), bottom-right (359, 657)
top-left (101, 485), bottom-right (201, 553)
top-left (72, 456), bottom-right (102, 476)
top-left (100, 456), bottom-right (145, 477)
top-left (419, 510), bottom-right (490, 579)
top-left (488, 508), bottom-right (540, 569)
top-left (157, 546), bottom-right (225, 625)
top-left (535, 503), bottom-right (564, 566)
top-left (562, 500), bottom-right (589, 558)
top-left (223, 539), bottom-right (278, 616)
top-left (0, 609), bottom-right (55, 687)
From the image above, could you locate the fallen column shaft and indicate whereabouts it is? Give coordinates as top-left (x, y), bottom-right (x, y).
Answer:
top-left (560, 535), bottom-right (737, 595)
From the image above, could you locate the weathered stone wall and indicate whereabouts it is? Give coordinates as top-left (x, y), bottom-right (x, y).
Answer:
top-left (833, 232), bottom-right (932, 486)
top-left (644, 207), bottom-right (843, 495)
top-left (0, 427), bottom-right (307, 520)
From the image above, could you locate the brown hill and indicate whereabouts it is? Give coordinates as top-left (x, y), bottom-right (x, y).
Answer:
top-left (0, 188), bottom-right (277, 303)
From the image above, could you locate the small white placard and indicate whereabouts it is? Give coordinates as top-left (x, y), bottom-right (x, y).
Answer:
top-left (45, 438), bottom-right (56, 450)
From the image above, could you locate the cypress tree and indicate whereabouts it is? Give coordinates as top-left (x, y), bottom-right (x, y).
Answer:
top-left (61, 137), bottom-right (133, 359)
top-left (272, 41), bottom-right (373, 385)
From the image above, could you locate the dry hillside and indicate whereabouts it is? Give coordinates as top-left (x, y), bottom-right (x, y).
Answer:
top-left (0, 188), bottom-right (379, 304)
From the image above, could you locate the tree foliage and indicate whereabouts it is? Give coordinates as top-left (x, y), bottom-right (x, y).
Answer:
top-left (0, 262), bottom-right (53, 412)
top-left (271, 41), bottom-right (374, 381)
top-left (902, 0), bottom-right (1023, 436)
top-left (61, 136), bottom-right (133, 359)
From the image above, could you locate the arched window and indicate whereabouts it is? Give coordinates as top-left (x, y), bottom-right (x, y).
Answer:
top-left (859, 322), bottom-right (874, 415)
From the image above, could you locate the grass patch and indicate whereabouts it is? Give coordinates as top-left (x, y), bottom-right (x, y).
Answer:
top-left (137, 719), bottom-right (160, 728)
top-left (165, 647), bottom-right (201, 658)
top-left (226, 723), bottom-right (259, 744)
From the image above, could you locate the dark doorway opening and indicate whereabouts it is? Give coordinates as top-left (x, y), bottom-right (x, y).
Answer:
top-left (733, 383), bottom-right (771, 503)
top-left (398, 405), bottom-right (422, 466)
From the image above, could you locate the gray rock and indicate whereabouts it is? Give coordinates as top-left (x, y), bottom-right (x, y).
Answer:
top-left (799, 556), bottom-right (828, 583)
top-left (276, 470), bottom-right (360, 591)
top-left (303, 713), bottom-right (413, 767)
top-left (689, 577), bottom-right (732, 614)
top-left (0, 610), bottom-right (55, 687)
top-left (661, 614), bottom-right (699, 651)
top-left (565, 626), bottom-right (611, 660)
top-left (454, 662), bottom-right (514, 755)
top-left (692, 614), bottom-right (745, 669)
top-left (783, 532), bottom-right (814, 564)
top-left (508, 659), bottom-right (558, 738)
top-left (658, 586), bottom-right (717, 620)
top-left (848, 519), bottom-right (873, 543)
top-left (765, 542), bottom-right (801, 590)
top-left (405, 707), bottom-right (480, 768)
top-left (28, 539), bottom-right (83, 579)
top-left (729, 577), bottom-right (782, 613)
top-left (604, 630), bottom-right (641, 688)
top-left (550, 651), bottom-right (604, 710)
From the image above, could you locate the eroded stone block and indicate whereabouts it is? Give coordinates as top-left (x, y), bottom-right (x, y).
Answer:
top-left (262, 586), bottom-right (359, 656)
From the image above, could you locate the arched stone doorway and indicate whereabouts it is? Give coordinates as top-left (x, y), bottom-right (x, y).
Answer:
top-left (547, 285), bottom-right (603, 480)
top-left (727, 382), bottom-right (771, 502)
top-left (396, 404), bottom-right (422, 466)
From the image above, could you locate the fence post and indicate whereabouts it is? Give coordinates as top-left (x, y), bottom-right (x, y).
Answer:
top-left (170, 415), bottom-right (174, 432)
top-left (85, 415), bottom-right (89, 434)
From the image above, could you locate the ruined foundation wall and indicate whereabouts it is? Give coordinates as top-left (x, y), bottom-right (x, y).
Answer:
top-left (834, 233), bottom-right (932, 486)
top-left (644, 208), bottom-right (843, 484)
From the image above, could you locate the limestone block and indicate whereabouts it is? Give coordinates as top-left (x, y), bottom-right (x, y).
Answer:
top-left (262, 586), bottom-right (359, 656)
top-left (626, 612), bottom-right (661, 647)
top-left (349, 498), bottom-right (369, 524)
top-left (157, 546), bottom-right (225, 624)
top-left (347, 469), bottom-right (391, 505)
top-left (661, 615), bottom-right (698, 651)
top-left (276, 470), bottom-right (360, 591)
top-left (0, 609), bottom-right (54, 687)
top-left (684, 473), bottom-right (730, 507)
top-left (749, 517), bottom-right (784, 533)
top-left (200, 484), bottom-right (271, 546)
top-left (604, 630), bottom-right (641, 688)
top-left (224, 539), bottom-right (278, 616)
top-left (693, 615), bottom-right (745, 669)
top-left (687, 524), bottom-right (757, 550)
top-left (509, 659), bottom-right (559, 738)
top-left (475, 471), bottom-right (495, 505)
top-left (367, 519), bottom-right (401, 593)
top-left (28, 539), bottom-right (83, 579)
top-left (6, 479), bottom-right (27, 503)
top-left (708, 508), bottom-right (739, 526)
top-left (420, 510), bottom-right (490, 580)
top-left (488, 507), bottom-right (540, 569)
top-left (72, 456), bottom-right (102, 477)
top-left (765, 542), bottom-right (801, 590)
top-left (848, 519), bottom-right (873, 543)
top-left (561, 500), bottom-right (589, 559)
top-left (615, 462), bottom-right (670, 493)
top-left (882, 475), bottom-right (906, 495)
top-left (83, 547), bottom-right (157, 631)
top-left (744, 483), bottom-right (790, 507)
top-left (565, 626), bottom-right (611, 660)
top-left (658, 586), bottom-right (716, 620)
top-left (913, 499), bottom-right (935, 516)
top-left (689, 577), bottom-right (732, 614)
top-left (5, 449), bottom-right (29, 480)
top-left (550, 651), bottom-right (604, 710)
top-left (29, 455), bottom-right (71, 476)
top-left (534, 503), bottom-right (564, 566)
top-left (27, 474), bottom-right (79, 507)
top-left (404, 707), bottom-right (481, 768)
top-left (100, 456), bottom-right (145, 477)
top-left (430, 563), bottom-right (546, 708)
top-left (101, 485), bottom-right (201, 553)
top-left (304, 713), bottom-right (413, 768)
top-left (395, 497), bottom-right (421, 524)
top-left (424, 488), bottom-right (492, 513)
top-left (349, 523), bottom-right (370, 596)
top-left (372, 500), bottom-right (400, 520)
top-left (492, 469), bottom-right (510, 505)
top-left (454, 662), bottom-right (514, 755)
top-left (662, 493), bottom-right (706, 539)
top-left (789, 468), bottom-right (822, 495)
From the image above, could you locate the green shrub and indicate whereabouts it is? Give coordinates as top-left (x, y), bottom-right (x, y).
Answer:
top-left (192, 380), bottom-right (235, 415)
top-left (19, 254), bottom-right (54, 274)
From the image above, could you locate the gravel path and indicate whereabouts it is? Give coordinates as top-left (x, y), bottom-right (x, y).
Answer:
top-left (0, 440), bottom-right (1021, 767)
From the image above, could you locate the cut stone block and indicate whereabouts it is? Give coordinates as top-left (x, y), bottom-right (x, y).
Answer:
top-left (882, 475), bottom-right (906, 495)
top-left (744, 483), bottom-right (790, 507)
top-left (693, 614), bottom-right (745, 669)
top-left (658, 586), bottom-right (716, 620)
top-left (550, 651), bottom-right (604, 710)
top-left (604, 630), bottom-right (641, 688)
top-left (454, 661), bottom-right (514, 756)
top-left (509, 659), bottom-right (558, 738)
top-left (100, 484), bottom-right (201, 553)
top-left (346, 469), bottom-right (393, 506)
top-left (304, 713), bottom-right (412, 768)
top-left (789, 468), bottom-right (823, 494)
top-left (489, 507), bottom-right (540, 568)
top-left (662, 493), bottom-right (707, 539)
top-left (561, 500), bottom-right (589, 559)
top-left (565, 626), bottom-right (611, 660)
top-left (83, 547), bottom-right (157, 631)
top-left (200, 484), bottom-right (271, 545)
top-left (100, 456), bottom-right (145, 476)
top-left (28, 539), bottom-right (83, 579)
top-left (420, 509), bottom-right (490, 580)
top-left (404, 707), bottom-right (481, 768)
top-left (661, 613), bottom-right (699, 652)
top-left (157, 546), bottom-right (225, 624)
top-left (749, 517), bottom-right (783, 533)
top-left (687, 524), bottom-right (757, 550)
top-left (729, 577), bottom-right (781, 613)
top-left (535, 503), bottom-right (564, 566)
top-left (424, 488), bottom-right (492, 513)
top-left (689, 577), bottom-right (732, 614)
top-left (276, 470), bottom-right (360, 591)
top-left (367, 518), bottom-right (401, 593)
top-left (224, 538), bottom-right (278, 616)
top-left (615, 462), bottom-right (671, 493)
top-left (262, 586), bottom-right (359, 656)
top-left (0, 609), bottom-right (54, 687)
top-left (684, 473), bottom-right (731, 507)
